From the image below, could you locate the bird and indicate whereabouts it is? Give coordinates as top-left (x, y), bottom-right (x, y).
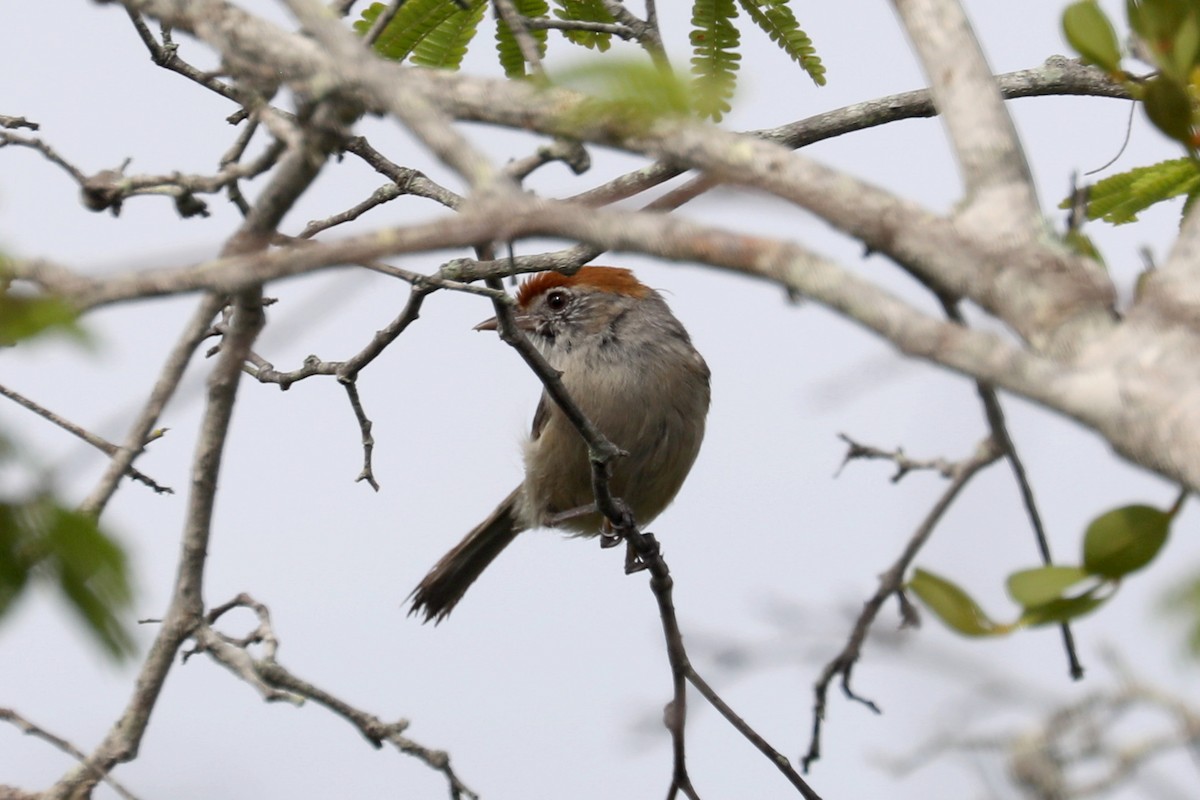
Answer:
top-left (409, 266), bottom-right (711, 623)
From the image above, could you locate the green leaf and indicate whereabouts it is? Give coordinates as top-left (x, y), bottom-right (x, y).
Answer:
top-left (0, 504), bottom-right (32, 616)
top-left (1169, 11), bottom-right (1200, 77)
top-left (1128, 0), bottom-right (1195, 69)
top-left (0, 291), bottom-right (87, 346)
top-left (556, 59), bottom-right (694, 133)
top-left (1162, 570), bottom-right (1200, 655)
top-left (1062, 1), bottom-right (1122, 71)
top-left (42, 503), bottom-right (135, 659)
top-left (411, 0), bottom-right (488, 68)
top-left (552, 0), bottom-right (616, 52)
top-left (909, 568), bottom-right (1004, 637)
top-left (1006, 565), bottom-right (1090, 607)
top-left (0, 497), bottom-right (134, 659)
top-left (736, 0), bottom-right (825, 86)
top-left (1143, 74), bottom-right (1196, 145)
top-left (1082, 503), bottom-right (1172, 579)
top-left (1063, 229), bottom-right (1106, 265)
top-left (690, 0), bottom-right (742, 121)
top-left (1018, 587), bottom-right (1110, 627)
top-left (1066, 157), bottom-right (1200, 224)
top-left (356, 0), bottom-right (485, 64)
top-left (495, 0), bottom-right (550, 78)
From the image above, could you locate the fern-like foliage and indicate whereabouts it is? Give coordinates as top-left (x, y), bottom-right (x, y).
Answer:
top-left (495, 0), bottom-right (550, 78)
top-left (355, 0), bottom-right (824, 117)
top-left (552, 0), bottom-right (616, 52)
top-left (355, 0), bottom-right (481, 64)
top-left (690, 0), bottom-right (742, 121)
top-left (736, 0), bottom-right (825, 86)
top-left (412, 0), bottom-right (488, 68)
top-left (1074, 158), bottom-right (1200, 224)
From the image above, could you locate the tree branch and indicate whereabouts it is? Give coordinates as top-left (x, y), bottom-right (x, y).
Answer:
top-left (803, 436), bottom-right (1002, 771)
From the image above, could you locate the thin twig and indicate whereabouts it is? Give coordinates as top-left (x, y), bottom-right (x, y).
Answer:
top-left (342, 380), bottom-right (379, 490)
top-left (685, 669), bottom-right (821, 799)
top-left (939, 298), bottom-right (1084, 681)
top-left (0, 132), bottom-right (87, 183)
top-left (0, 709), bottom-right (141, 800)
top-left (78, 294), bottom-right (225, 517)
top-left (0, 383), bottom-right (172, 494)
top-left (124, 8), bottom-right (247, 107)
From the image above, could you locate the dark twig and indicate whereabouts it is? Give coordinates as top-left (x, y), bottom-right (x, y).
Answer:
top-left (598, 0), bottom-right (667, 64)
top-left (0, 115), bottom-right (38, 130)
top-left (0, 382), bottom-right (172, 494)
top-left (0, 131), bottom-right (87, 183)
top-left (123, 8), bottom-right (247, 107)
top-left (939, 299), bottom-right (1084, 681)
top-left (685, 669), bottom-right (821, 799)
top-left (803, 437), bottom-right (1002, 772)
top-left (0, 709), bottom-right (141, 800)
top-left (243, 264), bottom-right (501, 486)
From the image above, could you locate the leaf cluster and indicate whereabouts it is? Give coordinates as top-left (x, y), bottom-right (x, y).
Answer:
top-left (911, 502), bottom-right (1178, 638)
top-left (0, 497), bottom-right (135, 658)
top-left (1062, 1), bottom-right (1200, 226)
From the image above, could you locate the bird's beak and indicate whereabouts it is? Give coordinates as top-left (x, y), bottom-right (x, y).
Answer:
top-left (474, 313), bottom-right (535, 332)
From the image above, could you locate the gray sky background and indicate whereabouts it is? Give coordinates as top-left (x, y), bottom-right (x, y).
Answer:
top-left (2, 2), bottom-right (1197, 798)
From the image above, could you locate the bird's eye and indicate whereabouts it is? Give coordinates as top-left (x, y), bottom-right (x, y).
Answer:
top-left (545, 289), bottom-right (569, 311)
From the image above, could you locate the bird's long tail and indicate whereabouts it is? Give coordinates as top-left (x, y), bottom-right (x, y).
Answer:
top-left (409, 488), bottom-right (524, 623)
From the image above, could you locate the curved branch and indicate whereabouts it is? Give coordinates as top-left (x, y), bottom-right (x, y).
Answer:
top-left (892, 0), bottom-right (1036, 194)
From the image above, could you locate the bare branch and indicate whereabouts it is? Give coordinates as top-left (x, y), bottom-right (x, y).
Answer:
top-left (189, 593), bottom-right (479, 799)
top-left (891, 0), bottom-right (1039, 222)
top-left (124, 8), bottom-right (249, 108)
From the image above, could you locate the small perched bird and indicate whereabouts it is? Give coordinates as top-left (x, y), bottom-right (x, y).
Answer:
top-left (409, 267), bottom-right (711, 623)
